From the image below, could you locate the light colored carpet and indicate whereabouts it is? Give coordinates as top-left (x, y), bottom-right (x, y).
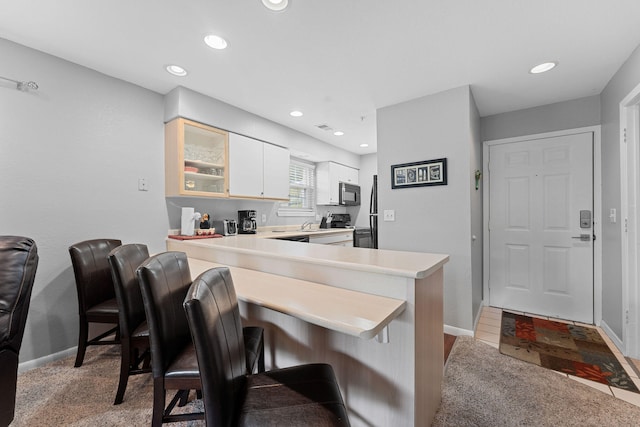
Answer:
top-left (433, 336), bottom-right (640, 426)
top-left (11, 346), bottom-right (203, 427)
top-left (11, 337), bottom-right (640, 426)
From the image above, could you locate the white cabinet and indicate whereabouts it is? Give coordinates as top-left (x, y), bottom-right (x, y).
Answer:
top-left (316, 161), bottom-right (359, 205)
top-left (309, 230), bottom-right (354, 247)
top-left (263, 142), bottom-right (290, 200)
top-left (229, 133), bottom-right (290, 200)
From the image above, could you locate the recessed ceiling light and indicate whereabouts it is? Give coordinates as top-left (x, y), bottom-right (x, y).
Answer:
top-left (333, 131), bottom-right (344, 136)
top-left (529, 61), bottom-right (557, 74)
top-left (166, 65), bottom-right (187, 77)
top-left (290, 110), bottom-right (303, 117)
top-left (262, 0), bottom-right (289, 11)
top-left (360, 143), bottom-right (369, 148)
top-left (204, 34), bottom-right (228, 50)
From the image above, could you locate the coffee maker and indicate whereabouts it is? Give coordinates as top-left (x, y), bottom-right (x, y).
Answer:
top-left (238, 210), bottom-right (257, 234)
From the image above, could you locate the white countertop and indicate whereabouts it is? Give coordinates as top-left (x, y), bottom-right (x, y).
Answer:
top-left (169, 233), bottom-right (448, 279)
top-left (253, 227), bottom-right (353, 239)
top-left (187, 258), bottom-right (407, 339)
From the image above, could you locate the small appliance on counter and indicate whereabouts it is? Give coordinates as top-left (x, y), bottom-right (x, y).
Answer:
top-left (180, 207), bottom-right (201, 236)
top-left (329, 213), bottom-right (351, 228)
top-left (238, 210), bottom-right (257, 234)
top-left (211, 219), bottom-right (238, 236)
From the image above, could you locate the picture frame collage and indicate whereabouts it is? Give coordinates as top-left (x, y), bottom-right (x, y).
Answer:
top-left (391, 158), bottom-right (447, 189)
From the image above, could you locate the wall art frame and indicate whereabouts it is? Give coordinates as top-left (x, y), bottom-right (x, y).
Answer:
top-left (391, 158), bottom-right (447, 189)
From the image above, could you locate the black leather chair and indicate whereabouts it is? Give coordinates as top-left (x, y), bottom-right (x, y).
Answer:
top-left (0, 236), bottom-right (38, 426)
top-left (137, 252), bottom-right (265, 426)
top-left (184, 266), bottom-right (350, 426)
top-left (108, 243), bottom-right (151, 405)
top-left (69, 239), bottom-right (122, 367)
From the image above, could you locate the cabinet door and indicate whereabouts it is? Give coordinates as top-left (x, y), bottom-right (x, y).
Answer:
top-left (165, 118), bottom-right (229, 197)
top-left (315, 162), bottom-right (332, 205)
top-left (229, 133), bottom-right (263, 198)
top-left (263, 143), bottom-right (290, 200)
top-left (343, 166), bottom-right (359, 184)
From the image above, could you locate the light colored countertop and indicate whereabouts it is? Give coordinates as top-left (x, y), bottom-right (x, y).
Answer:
top-left (171, 233), bottom-right (448, 279)
top-left (252, 225), bottom-right (353, 239)
top-left (187, 258), bottom-right (407, 339)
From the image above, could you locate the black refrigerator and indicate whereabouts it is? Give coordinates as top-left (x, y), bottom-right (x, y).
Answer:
top-left (370, 175), bottom-right (378, 249)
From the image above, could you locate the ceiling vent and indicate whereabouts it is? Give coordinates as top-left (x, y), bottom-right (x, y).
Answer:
top-left (316, 124), bottom-right (333, 132)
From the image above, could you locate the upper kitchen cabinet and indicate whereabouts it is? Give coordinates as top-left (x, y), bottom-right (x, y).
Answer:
top-left (316, 161), bottom-right (359, 205)
top-left (165, 118), bottom-right (229, 198)
top-left (229, 133), bottom-right (290, 201)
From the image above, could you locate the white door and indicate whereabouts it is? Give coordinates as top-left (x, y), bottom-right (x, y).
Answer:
top-left (489, 132), bottom-right (594, 323)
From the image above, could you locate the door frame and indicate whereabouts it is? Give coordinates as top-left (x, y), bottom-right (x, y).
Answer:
top-left (483, 126), bottom-right (602, 325)
top-left (620, 83), bottom-right (640, 358)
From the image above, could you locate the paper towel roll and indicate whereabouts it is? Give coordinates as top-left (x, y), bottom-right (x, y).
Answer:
top-left (181, 207), bottom-right (195, 236)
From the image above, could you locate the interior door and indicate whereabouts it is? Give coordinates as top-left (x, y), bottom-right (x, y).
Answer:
top-left (489, 132), bottom-right (594, 323)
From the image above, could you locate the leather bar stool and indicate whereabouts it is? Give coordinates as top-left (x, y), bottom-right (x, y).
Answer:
top-left (184, 266), bottom-right (350, 426)
top-left (108, 243), bottom-right (152, 405)
top-left (137, 252), bottom-right (266, 426)
top-left (0, 236), bottom-right (38, 426)
top-left (69, 239), bottom-right (122, 367)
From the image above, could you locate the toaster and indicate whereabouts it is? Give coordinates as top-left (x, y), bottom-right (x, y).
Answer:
top-left (211, 219), bottom-right (238, 236)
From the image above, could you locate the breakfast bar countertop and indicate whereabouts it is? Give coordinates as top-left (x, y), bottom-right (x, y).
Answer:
top-left (187, 258), bottom-right (407, 340)
top-left (168, 232), bottom-right (449, 280)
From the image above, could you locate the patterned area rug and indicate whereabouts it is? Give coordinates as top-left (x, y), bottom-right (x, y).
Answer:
top-left (499, 311), bottom-right (639, 393)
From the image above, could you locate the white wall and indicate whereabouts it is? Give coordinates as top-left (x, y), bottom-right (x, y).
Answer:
top-left (0, 38), bottom-right (169, 362)
top-left (600, 43), bottom-right (640, 340)
top-left (377, 85), bottom-right (480, 331)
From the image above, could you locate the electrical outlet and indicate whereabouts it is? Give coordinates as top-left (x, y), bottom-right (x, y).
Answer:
top-left (383, 210), bottom-right (395, 221)
top-left (138, 178), bottom-right (148, 191)
top-left (261, 214), bottom-right (267, 223)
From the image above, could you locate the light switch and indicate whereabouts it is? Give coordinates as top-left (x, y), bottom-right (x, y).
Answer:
top-left (383, 210), bottom-right (395, 221)
top-left (609, 208), bottom-right (616, 223)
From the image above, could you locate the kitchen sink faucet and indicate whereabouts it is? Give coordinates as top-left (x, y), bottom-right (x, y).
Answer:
top-left (300, 221), bottom-right (313, 230)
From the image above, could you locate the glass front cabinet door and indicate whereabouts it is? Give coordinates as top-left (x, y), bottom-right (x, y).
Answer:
top-left (165, 118), bottom-right (229, 197)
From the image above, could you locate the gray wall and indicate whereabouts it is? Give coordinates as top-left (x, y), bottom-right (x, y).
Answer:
top-left (0, 38), bottom-right (169, 362)
top-left (1, 38), bottom-right (358, 365)
top-left (469, 92), bottom-right (483, 323)
top-left (352, 153), bottom-right (378, 228)
top-left (600, 43), bottom-right (640, 339)
top-left (481, 95), bottom-right (601, 142)
top-left (377, 85), bottom-right (481, 331)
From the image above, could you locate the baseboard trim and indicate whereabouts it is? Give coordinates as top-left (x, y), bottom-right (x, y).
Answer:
top-left (444, 324), bottom-right (474, 337)
top-left (600, 320), bottom-right (625, 354)
top-left (18, 347), bottom-right (77, 374)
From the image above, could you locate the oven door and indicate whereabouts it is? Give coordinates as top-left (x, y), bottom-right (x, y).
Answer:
top-left (339, 182), bottom-right (360, 206)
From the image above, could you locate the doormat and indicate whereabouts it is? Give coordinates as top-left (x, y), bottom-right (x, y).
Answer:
top-left (499, 311), bottom-right (639, 393)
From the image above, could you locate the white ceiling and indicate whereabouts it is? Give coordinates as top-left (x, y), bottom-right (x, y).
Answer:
top-left (3, 1), bottom-right (640, 155)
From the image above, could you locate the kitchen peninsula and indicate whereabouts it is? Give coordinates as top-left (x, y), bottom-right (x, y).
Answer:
top-left (167, 234), bottom-right (449, 427)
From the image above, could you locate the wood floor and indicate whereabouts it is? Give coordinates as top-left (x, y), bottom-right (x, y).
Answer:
top-left (444, 333), bottom-right (456, 363)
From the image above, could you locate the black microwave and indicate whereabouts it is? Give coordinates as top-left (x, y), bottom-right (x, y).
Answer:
top-left (339, 182), bottom-right (360, 206)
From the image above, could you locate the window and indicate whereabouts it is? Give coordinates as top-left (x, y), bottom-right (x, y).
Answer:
top-left (278, 158), bottom-right (315, 217)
